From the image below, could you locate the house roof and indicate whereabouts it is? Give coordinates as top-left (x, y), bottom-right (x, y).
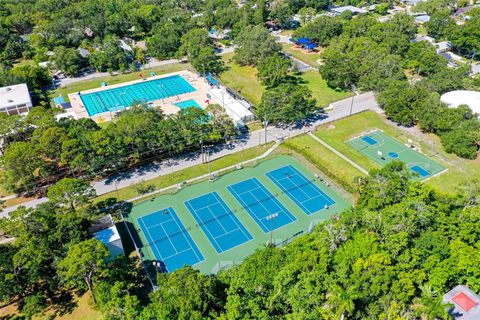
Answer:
top-left (443, 285), bottom-right (480, 319)
top-left (331, 5), bottom-right (367, 14)
top-left (0, 83), bottom-right (32, 109)
top-left (94, 226), bottom-right (120, 244)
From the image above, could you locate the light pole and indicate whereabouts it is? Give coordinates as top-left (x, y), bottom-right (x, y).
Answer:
top-left (266, 213), bottom-right (278, 245)
top-left (349, 84), bottom-right (356, 116)
top-left (263, 119), bottom-right (268, 145)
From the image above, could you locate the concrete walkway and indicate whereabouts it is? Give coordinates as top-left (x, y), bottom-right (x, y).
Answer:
top-left (307, 132), bottom-right (368, 175)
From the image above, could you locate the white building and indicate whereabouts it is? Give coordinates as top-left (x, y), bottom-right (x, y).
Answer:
top-left (443, 285), bottom-right (480, 320)
top-left (0, 83), bottom-right (33, 115)
top-left (440, 90), bottom-right (480, 116)
top-left (208, 87), bottom-right (254, 126)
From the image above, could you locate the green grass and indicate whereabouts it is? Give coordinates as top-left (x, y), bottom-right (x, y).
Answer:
top-left (220, 53), bottom-right (265, 107)
top-left (300, 70), bottom-right (351, 107)
top-left (246, 121), bottom-right (263, 132)
top-left (281, 136), bottom-right (364, 193)
top-left (127, 155), bottom-right (351, 275)
top-left (50, 62), bottom-right (190, 103)
top-left (94, 143), bottom-right (274, 203)
top-left (220, 53), bottom-right (350, 108)
top-left (281, 43), bottom-right (322, 67)
top-left (313, 111), bottom-right (480, 194)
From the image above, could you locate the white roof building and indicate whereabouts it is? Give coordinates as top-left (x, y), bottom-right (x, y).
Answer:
top-left (330, 5), bottom-right (367, 15)
top-left (94, 225), bottom-right (124, 259)
top-left (440, 90), bottom-right (480, 116)
top-left (208, 88), bottom-right (254, 126)
top-left (443, 285), bottom-right (480, 320)
top-left (0, 83), bottom-right (33, 115)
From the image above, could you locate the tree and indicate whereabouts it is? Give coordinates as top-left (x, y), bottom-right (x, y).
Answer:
top-left (205, 104), bottom-right (235, 142)
top-left (257, 54), bottom-right (291, 87)
top-left (147, 24), bottom-right (181, 59)
top-left (293, 16), bottom-right (343, 46)
top-left (413, 285), bottom-right (452, 320)
top-left (257, 83), bottom-right (316, 125)
top-left (178, 28), bottom-right (212, 61)
top-left (297, 7), bottom-right (317, 25)
top-left (233, 25), bottom-right (281, 66)
top-left (58, 239), bottom-right (109, 304)
top-left (190, 46), bottom-right (224, 75)
top-left (326, 285), bottom-right (356, 320)
top-left (425, 12), bottom-right (456, 39)
top-left (47, 178), bottom-right (96, 211)
top-left (450, 10), bottom-right (480, 60)
top-left (52, 46), bottom-right (84, 76)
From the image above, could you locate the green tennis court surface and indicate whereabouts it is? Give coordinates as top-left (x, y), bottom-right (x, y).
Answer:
top-left (124, 156), bottom-right (351, 275)
top-left (347, 130), bottom-right (447, 180)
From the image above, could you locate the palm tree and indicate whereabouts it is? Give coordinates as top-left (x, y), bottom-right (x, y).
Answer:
top-left (327, 284), bottom-right (356, 320)
top-left (413, 284), bottom-right (452, 320)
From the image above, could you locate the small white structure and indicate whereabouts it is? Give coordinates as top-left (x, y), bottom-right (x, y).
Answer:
top-left (330, 5), bottom-right (367, 15)
top-left (208, 88), bottom-right (254, 126)
top-left (415, 14), bottom-right (431, 24)
top-left (94, 225), bottom-right (124, 258)
top-left (0, 83), bottom-right (33, 115)
top-left (441, 90), bottom-right (480, 116)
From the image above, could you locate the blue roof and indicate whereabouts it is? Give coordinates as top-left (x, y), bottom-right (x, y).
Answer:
top-left (296, 38), bottom-right (311, 44)
top-left (53, 96), bottom-right (65, 105)
top-left (306, 43), bottom-right (318, 50)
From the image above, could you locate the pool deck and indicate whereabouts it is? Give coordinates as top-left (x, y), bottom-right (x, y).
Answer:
top-left (68, 70), bottom-right (212, 123)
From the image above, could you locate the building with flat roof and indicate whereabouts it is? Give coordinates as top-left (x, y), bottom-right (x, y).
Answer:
top-left (0, 83), bottom-right (33, 115)
top-left (441, 90), bottom-right (480, 116)
top-left (330, 5), bottom-right (367, 15)
top-left (443, 285), bottom-right (480, 319)
top-left (92, 214), bottom-right (125, 259)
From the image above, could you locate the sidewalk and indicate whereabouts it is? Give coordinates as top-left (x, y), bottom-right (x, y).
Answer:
top-left (0, 92), bottom-right (379, 217)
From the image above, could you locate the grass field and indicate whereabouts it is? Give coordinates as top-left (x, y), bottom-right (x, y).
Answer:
top-left (299, 71), bottom-right (350, 106)
top-left (220, 53), bottom-right (349, 108)
top-left (50, 62), bottom-right (190, 104)
top-left (220, 53), bottom-right (264, 106)
top-left (313, 111), bottom-right (480, 193)
top-left (281, 43), bottom-right (322, 67)
top-left (0, 293), bottom-right (102, 320)
top-left (126, 155), bottom-right (351, 276)
top-left (94, 143), bottom-right (274, 204)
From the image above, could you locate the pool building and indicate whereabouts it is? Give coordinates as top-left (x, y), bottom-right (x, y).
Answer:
top-left (68, 70), bottom-right (254, 125)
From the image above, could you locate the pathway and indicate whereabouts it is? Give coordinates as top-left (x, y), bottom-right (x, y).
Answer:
top-left (0, 92), bottom-right (380, 217)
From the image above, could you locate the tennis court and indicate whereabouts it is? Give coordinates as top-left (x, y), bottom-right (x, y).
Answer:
top-left (347, 130), bottom-right (446, 179)
top-left (184, 192), bottom-right (253, 253)
top-left (266, 165), bottom-right (336, 215)
top-left (80, 75), bottom-right (195, 116)
top-left (227, 178), bottom-right (297, 233)
top-left (138, 207), bottom-right (204, 272)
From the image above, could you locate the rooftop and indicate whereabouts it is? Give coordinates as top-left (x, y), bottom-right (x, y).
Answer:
top-left (330, 6), bottom-right (367, 14)
top-left (440, 90), bottom-right (480, 116)
top-left (443, 285), bottom-right (480, 320)
top-left (0, 83), bottom-right (32, 109)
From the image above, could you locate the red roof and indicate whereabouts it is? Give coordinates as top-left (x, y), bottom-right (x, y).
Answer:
top-left (452, 292), bottom-right (478, 311)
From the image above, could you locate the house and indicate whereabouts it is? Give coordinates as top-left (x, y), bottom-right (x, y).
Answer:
top-left (415, 14), bottom-right (431, 24)
top-left (0, 83), bottom-right (33, 115)
top-left (208, 28), bottom-right (231, 41)
top-left (435, 41), bottom-right (451, 53)
top-left (78, 48), bottom-right (91, 58)
top-left (439, 52), bottom-right (458, 68)
top-left (118, 39), bottom-right (133, 52)
top-left (443, 285), bottom-right (480, 319)
top-left (330, 5), bottom-right (367, 16)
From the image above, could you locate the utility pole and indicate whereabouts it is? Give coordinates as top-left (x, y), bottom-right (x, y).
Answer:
top-left (349, 84), bottom-right (356, 116)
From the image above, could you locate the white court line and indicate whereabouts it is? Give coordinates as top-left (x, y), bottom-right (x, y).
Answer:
top-left (138, 216), bottom-right (165, 262)
top-left (212, 193), bottom-right (252, 241)
top-left (169, 215), bottom-right (204, 262)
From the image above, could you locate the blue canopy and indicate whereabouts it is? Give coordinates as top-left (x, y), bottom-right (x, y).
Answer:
top-left (206, 73), bottom-right (219, 86)
top-left (296, 38), bottom-right (311, 44)
top-left (306, 43), bottom-right (318, 50)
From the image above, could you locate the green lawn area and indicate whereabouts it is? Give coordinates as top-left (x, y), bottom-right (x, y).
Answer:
top-left (300, 70), bottom-right (351, 107)
top-left (281, 136), bottom-right (364, 193)
top-left (281, 43), bottom-right (322, 67)
top-left (220, 53), bottom-right (349, 108)
top-left (220, 53), bottom-right (265, 107)
top-left (313, 111), bottom-right (480, 194)
top-left (94, 143), bottom-right (274, 203)
top-left (50, 62), bottom-right (190, 103)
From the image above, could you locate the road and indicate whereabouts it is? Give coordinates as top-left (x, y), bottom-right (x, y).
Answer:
top-left (0, 92), bottom-right (380, 217)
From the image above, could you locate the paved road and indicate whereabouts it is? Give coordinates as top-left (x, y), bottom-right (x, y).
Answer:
top-left (0, 92), bottom-right (380, 217)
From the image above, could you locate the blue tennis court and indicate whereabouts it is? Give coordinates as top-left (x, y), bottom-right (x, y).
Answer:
top-left (184, 192), bottom-right (253, 253)
top-left (266, 165), bottom-right (335, 215)
top-left (227, 178), bottom-right (296, 233)
top-left (80, 75), bottom-right (196, 116)
top-left (138, 207), bottom-right (204, 272)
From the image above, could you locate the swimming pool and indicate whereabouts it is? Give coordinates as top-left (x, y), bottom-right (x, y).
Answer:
top-left (80, 75), bottom-right (196, 116)
top-left (174, 99), bottom-right (202, 110)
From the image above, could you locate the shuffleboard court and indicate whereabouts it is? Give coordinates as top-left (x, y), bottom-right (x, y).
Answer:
top-left (266, 165), bottom-right (335, 215)
top-left (227, 178), bottom-right (296, 233)
top-left (138, 207), bottom-right (204, 272)
top-left (184, 192), bottom-right (253, 253)
top-left (347, 129), bottom-right (446, 180)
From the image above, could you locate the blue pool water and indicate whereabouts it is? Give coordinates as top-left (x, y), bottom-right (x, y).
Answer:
top-left (175, 99), bottom-right (202, 110)
top-left (80, 75), bottom-right (196, 116)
